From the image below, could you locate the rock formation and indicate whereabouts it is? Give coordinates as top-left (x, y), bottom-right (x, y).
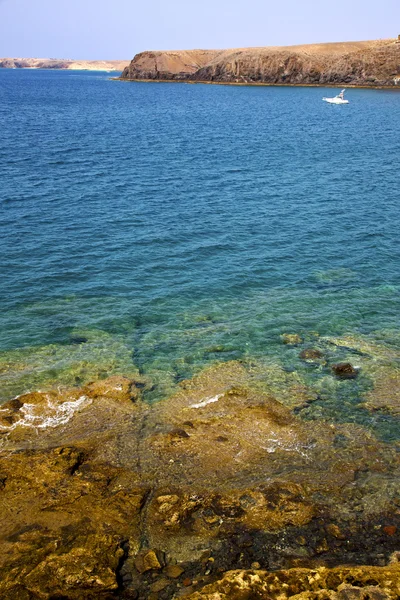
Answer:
top-left (120, 39), bottom-right (400, 87)
top-left (184, 564), bottom-right (400, 599)
top-left (119, 49), bottom-right (222, 81)
top-left (0, 349), bottom-right (399, 599)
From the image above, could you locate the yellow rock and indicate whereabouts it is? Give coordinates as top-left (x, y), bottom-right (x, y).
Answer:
top-left (184, 563), bottom-right (400, 599)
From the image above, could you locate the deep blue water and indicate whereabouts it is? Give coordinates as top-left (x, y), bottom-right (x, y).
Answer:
top-left (1, 69), bottom-right (400, 430)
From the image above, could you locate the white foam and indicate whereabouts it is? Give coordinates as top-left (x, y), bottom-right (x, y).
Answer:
top-left (260, 431), bottom-right (314, 458)
top-left (0, 395), bottom-right (91, 432)
top-left (189, 393), bottom-right (223, 409)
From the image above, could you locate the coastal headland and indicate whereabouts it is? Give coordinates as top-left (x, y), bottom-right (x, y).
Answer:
top-left (120, 38), bottom-right (400, 87)
top-left (0, 58), bottom-right (128, 71)
top-left (1, 332), bottom-right (399, 598)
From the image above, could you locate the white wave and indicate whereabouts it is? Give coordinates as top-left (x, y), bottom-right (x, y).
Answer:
top-left (189, 393), bottom-right (223, 409)
top-left (0, 395), bottom-right (91, 432)
top-left (260, 432), bottom-right (314, 458)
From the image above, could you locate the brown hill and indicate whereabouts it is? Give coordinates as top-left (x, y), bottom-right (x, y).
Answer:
top-left (121, 39), bottom-right (400, 87)
top-left (0, 57), bottom-right (128, 71)
top-left (120, 49), bottom-right (223, 80)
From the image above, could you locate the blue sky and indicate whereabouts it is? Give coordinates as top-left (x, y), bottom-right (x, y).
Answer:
top-left (0, 0), bottom-right (399, 59)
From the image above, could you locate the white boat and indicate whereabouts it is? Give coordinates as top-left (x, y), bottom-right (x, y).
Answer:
top-left (323, 89), bottom-right (349, 104)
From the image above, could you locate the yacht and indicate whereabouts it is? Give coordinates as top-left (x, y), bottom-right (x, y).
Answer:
top-left (323, 89), bottom-right (349, 104)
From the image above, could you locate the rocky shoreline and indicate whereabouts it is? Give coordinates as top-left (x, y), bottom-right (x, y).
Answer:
top-left (115, 78), bottom-right (400, 90)
top-left (0, 333), bottom-right (399, 599)
top-left (119, 39), bottom-right (400, 88)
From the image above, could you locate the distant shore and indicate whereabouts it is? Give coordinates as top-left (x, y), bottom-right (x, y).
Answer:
top-left (0, 57), bottom-right (128, 71)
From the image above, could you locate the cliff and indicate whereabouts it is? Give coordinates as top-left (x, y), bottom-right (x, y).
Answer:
top-left (0, 57), bottom-right (129, 71)
top-left (121, 49), bottom-right (222, 80)
top-left (121, 39), bottom-right (400, 87)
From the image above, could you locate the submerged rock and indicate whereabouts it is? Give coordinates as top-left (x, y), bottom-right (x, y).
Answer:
top-left (0, 327), bottom-right (141, 403)
top-left (322, 334), bottom-right (396, 359)
top-left (299, 348), bottom-right (324, 362)
top-left (84, 374), bottom-right (143, 403)
top-left (281, 333), bottom-right (303, 345)
top-left (331, 362), bottom-right (359, 379)
top-left (361, 366), bottom-right (400, 416)
top-left (320, 332), bottom-right (400, 416)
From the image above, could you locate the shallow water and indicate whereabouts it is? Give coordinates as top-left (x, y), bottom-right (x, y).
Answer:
top-left (1, 70), bottom-right (399, 438)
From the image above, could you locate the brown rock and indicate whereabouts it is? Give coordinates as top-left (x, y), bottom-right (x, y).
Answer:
top-left (326, 524), bottom-right (346, 539)
top-left (2, 397), bottom-right (23, 411)
top-left (0, 448), bottom-right (145, 598)
top-left (383, 525), bottom-right (397, 536)
top-left (299, 348), bottom-right (324, 361)
top-left (389, 551), bottom-right (400, 563)
top-left (316, 538), bottom-right (329, 553)
top-left (164, 564), bottom-right (185, 578)
top-left (361, 367), bottom-right (400, 415)
top-left (135, 550), bottom-right (162, 573)
top-left (1, 360), bottom-right (400, 598)
top-left (157, 494), bottom-right (180, 506)
top-left (168, 427), bottom-right (191, 439)
top-left (296, 536), bottom-right (307, 546)
top-left (331, 362), bottom-right (359, 379)
top-left (0, 389), bottom-right (83, 432)
top-left (150, 577), bottom-right (170, 592)
top-left (183, 564), bottom-right (400, 599)
top-left (84, 375), bottom-right (140, 402)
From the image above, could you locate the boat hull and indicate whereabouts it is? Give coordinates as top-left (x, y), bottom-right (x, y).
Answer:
top-left (323, 98), bottom-right (349, 104)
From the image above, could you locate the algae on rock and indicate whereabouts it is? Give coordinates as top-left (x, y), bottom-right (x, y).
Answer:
top-left (0, 361), bottom-right (399, 599)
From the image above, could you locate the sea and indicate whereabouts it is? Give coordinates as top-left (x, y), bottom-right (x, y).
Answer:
top-left (1, 69), bottom-right (399, 440)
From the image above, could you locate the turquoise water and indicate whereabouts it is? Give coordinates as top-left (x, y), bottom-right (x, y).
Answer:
top-left (1, 70), bottom-right (400, 433)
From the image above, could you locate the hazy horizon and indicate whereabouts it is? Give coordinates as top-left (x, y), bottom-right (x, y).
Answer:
top-left (0, 0), bottom-right (399, 60)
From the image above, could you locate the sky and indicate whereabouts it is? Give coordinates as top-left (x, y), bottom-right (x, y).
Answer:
top-left (0, 0), bottom-right (399, 60)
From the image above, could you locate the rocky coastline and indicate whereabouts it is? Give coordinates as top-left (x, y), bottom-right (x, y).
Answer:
top-left (0, 332), bottom-right (399, 599)
top-left (120, 39), bottom-right (400, 88)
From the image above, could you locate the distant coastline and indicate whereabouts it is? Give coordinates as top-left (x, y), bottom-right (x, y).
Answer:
top-left (119, 38), bottom-right (400, 88)
top-left (0, 57), bottom-right (129, 71)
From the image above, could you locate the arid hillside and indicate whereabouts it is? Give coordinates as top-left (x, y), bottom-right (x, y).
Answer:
top-left (121, 49), bottom-right (223, 80)
top-left (0, 57), bottom-right (128, 71)
top-left (121, 39), bottom-right (400, 86)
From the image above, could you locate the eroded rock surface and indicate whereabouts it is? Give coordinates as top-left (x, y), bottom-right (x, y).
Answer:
top-left (120, 50), bottom-right (222, 81)
top-left (363, 368), bottom-right (400, 415)
top-left (184, 563), bottom-right (400, 599)
top-left (0, 361), bottom-right (399, 599)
